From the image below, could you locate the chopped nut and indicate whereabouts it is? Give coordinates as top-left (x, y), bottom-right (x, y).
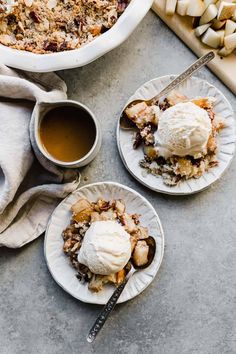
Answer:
top-left (96, 199), bottom-right (110, 212)
top-left (70, 241), bottom-right (82, 253)
top-left (43, 41), bottom-right (58, 52)
top-left (133, 131), bottom-right (142, 149)
top-left (63, 239), bottom-right (77, 254)
top-left (29, 11), bottom-right (41, 23)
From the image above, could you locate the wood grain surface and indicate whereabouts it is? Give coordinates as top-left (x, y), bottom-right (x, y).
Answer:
top-left (153, 0), bottom-right (236, 95)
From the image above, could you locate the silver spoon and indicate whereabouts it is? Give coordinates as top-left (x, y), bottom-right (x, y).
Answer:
top-left (120, 51), bottom-right (215, 130)
top-left (87, 236), bottom-right (156, 343)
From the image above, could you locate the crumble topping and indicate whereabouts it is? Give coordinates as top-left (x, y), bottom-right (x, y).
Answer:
top-left (0, 0), bottom-right (130, 53)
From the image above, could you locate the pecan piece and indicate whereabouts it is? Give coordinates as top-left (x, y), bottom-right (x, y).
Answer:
top-left (133, 131), bottom-right (142, 149)
top-left (60, 42), bottom-right (68, 51)
top-left (43, 41), bottom-right (58, 52)
top-left (29, 11), bottom-right (41, 23)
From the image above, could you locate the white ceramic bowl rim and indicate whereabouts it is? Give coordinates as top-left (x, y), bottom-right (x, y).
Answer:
top-left (34, 100), bottom-right (100, 167)
top-left (0, 0), bottom-right (153, 72)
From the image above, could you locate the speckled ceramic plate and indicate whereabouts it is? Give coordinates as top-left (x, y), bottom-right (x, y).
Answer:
top-left (44, 182), bottom-right (164, 304)
top-left (117, 76), bottom-right (236, 195)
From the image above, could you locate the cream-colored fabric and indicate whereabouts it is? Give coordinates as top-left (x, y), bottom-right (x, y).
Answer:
top-left (0, 65), bottom-right (80, 248)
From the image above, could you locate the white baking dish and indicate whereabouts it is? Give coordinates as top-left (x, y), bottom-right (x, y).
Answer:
top-left (0, 0), bottom-right (153, 72)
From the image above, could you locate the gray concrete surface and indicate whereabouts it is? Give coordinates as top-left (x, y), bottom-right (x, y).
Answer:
top-left (1, 10), bottom-right (236, 354)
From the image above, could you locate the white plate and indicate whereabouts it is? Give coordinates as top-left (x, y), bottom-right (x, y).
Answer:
top-left (117, 76), bottom-right (236, 195)
top-left (0, 0), bottom-right (153, 72)
top-left (44, 182), bottom-right (164, 304)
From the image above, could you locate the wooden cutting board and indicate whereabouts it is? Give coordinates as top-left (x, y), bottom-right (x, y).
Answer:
top-left (152, 0), bottom-right (236, 95)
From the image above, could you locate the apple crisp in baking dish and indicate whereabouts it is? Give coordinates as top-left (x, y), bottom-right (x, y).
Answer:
top-left (0, 0), bottom-right (130, 53)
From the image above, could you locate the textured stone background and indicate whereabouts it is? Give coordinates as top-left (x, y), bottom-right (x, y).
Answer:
top-left (1, 11), bottom-right (236, 354)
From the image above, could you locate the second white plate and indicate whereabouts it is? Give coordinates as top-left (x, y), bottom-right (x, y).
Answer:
top-left (44, 182), bottom-right (164, 304)
top-left (117, 76), bottom-right (236, 195)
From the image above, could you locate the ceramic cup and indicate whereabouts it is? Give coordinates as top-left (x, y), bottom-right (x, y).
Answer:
top-left (32, 100), bottom-right (102, 168)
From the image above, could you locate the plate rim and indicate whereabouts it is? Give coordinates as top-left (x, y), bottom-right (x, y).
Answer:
top-left (44, 181), bottom-right (165, 304)
top-left (116, 75), bottom-right (236, 195)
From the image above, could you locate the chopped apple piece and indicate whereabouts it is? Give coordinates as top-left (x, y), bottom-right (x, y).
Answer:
top-left (218, 46), bottom-right (235, 55)
top-left (186, 0), bottom-right (206, 16)
top-left (166, 0), bottom-right (177, 15)
top-left (195, 23), bottom-right (211, 36)
top-left (133, 241), bottom-right (149, 267)
top-left (224, 32), bottom-right (236, 48)
top-left (199, 4), bottom-right (218, 25)
top-left (215, 0), bottom-right (221, 9)
top-left (225, 19), bottom-right (236, 36)
top-left (211, 19), bottom-right (226, 29)
top-left (217, 29), bottom-right (225, 46)
top-left (217, 2), bottom-right (236, 20)
top-left (204, 0), bottom-right (217, 5)
top-left (232, 9), bottom-right (236, 21)
top-left (201, 27), bottom-right (221, 48)
top-left (164, 0), bottom-right (236, 56)
top-left (216, 0), bottom-right (236, 11)
top-left (176, 0), bottom-right (189, 16)
top-left (71, 198), bottom-right (91, 215)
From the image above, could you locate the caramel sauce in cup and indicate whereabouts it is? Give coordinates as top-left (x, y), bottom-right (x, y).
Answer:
top-left (33, 101), bottom-right (101, 168)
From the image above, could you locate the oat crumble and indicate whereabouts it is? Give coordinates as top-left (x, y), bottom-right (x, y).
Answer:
top-left (0, 0), bottom-right (130, 53)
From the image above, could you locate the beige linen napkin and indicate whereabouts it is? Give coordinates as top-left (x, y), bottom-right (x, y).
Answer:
top-left (0, 65), bottom-right (80, 248)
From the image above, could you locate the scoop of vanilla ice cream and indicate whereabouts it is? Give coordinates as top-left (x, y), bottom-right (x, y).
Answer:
top-left (155, 102), bottom-right (212, 158)
top-left (77, 220), bottom-right (131, 275)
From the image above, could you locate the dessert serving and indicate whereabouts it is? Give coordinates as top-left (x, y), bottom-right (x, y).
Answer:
top-left (0, 0), bottom-right (130, 53)
top-left (62, 197), bottom-right (155, 292)
top-left (124, 91), bottom-right (226, 186)
top-left (45, 182), bottom-right (164, 304)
